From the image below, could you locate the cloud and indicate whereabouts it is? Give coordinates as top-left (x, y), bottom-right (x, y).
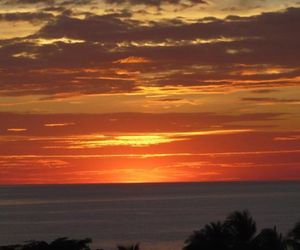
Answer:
top-left (114, 56), bottom-right (152, 64)
top-left (6, 128), bottom-right (27, 132)
top-left (0, 112), bottom-right (284, 136)
top-left (103, 0), bottom-right (206, 6)
top-left (61, 129), bottom-right (252, 149)
top-left (0, 12), bottom-right (54, 22)
top-left (44, 122), bottom-right (75, 127)
top-left (36, 8), bottom-right (300, 46)
top-left (0, 8), bottom-right (299, 97)
top-left (156, 98), bottom-right (183, 102)
top-left (4, 0), bottom-right (55, 4)
top-left (242, 97), bottom-right (300, 104)
top-left (3, 0), bottom-right (206, 7)
top-left (251, 89), bottom-right (279, 94)
top-left (274, 135), bottom-right (300, 141)
top-left (3, 0), bottom-right (92, 5)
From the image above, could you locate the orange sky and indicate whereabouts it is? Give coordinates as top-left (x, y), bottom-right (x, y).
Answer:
top-left (0, 0), bottom-right (299, 184)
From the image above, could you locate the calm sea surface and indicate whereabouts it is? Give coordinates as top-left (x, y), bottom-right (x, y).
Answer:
top-left (0, 182), bottom-right (300, 250)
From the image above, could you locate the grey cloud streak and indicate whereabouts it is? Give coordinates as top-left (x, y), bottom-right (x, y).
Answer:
top-left (0, 12), bottom-right (54, 22)
top-left (2, 0), bottom-right (205, 6)
top-left (103, 0), bottom-right (206, 6)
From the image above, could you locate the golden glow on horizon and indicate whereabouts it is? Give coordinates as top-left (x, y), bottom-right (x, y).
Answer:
top-left (110, 167), bottom-right (170, 183)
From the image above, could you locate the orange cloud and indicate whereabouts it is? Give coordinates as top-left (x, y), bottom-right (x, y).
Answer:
top-left (49, 129), bottom-right (253, 149)
top-left (114, 56), bottom-right (152, 64)
top-left (44, 123), bottom-right (75, 127)
top-left (6, 128), bottom-right (27, 132)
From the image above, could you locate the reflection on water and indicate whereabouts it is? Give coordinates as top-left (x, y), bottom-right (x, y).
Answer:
top-left (0, 182), bottom-right (300, 250)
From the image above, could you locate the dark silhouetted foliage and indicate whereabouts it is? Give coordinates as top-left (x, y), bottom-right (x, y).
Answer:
top-left (0, 238), bottom-right (92, 250)
top-left (184, 221), bottom-right (232, 250)
top-left (183, 210), bottom-right (300, 250)
top-left (117, 243), bottom-right (139, 250)
top-left (225, 210), bottom-right (257, 250)
top-left (287, 222), bottom-right (300, 250)
top-left (49, 238), bottom-right (92, 250)
top-left (254, 227), bottom-right (285, 250)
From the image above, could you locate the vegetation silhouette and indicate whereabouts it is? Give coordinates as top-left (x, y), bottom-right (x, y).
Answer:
top-left (0, 238), bottom-right (92, 250)
top-left (0, 210), bottom-right (300, 250)
top-left (183, 210), bottom-right (300, 250)
top-left (117, 243), bottom-right (139, 250)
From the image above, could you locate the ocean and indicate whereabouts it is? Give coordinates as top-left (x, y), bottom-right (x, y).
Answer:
top-left (0, 182), bottom-right (300, 250)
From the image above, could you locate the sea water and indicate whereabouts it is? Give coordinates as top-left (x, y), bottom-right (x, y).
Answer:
top-left (0, 181), bottom-right (300, 250)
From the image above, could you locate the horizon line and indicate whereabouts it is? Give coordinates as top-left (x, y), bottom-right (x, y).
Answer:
top-left (1, 179), bottom-right (300, 187)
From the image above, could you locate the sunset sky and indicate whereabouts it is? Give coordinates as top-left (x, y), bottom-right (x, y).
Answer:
top-left (0, 0), bottom-right (299, 184)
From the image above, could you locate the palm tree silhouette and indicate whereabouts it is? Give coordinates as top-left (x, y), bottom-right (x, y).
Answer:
top-left (117, 243), bottom-right (139, 250)
top-left (184, 221), bottom-right (232, 250)
top-left (183, 210), bottom-right (300, 250)
top-left (254, 227), bottom-right (286, 250)
top-left (225, 210), bottom-right (257, 250)
top-left (287, 222), bottom-right (300, 250)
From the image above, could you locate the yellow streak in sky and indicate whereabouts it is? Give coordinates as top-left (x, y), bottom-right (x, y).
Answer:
top-left (6, 128), bottom-right (27, 132)
top-left (114, 56), bottom-right (152, 64)
top-left (70, 129), bottom-right (253, 148)
top-left (72, 135), bottom-right (184, 148)
top-left (44, 123), bottom-right (75, 127)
